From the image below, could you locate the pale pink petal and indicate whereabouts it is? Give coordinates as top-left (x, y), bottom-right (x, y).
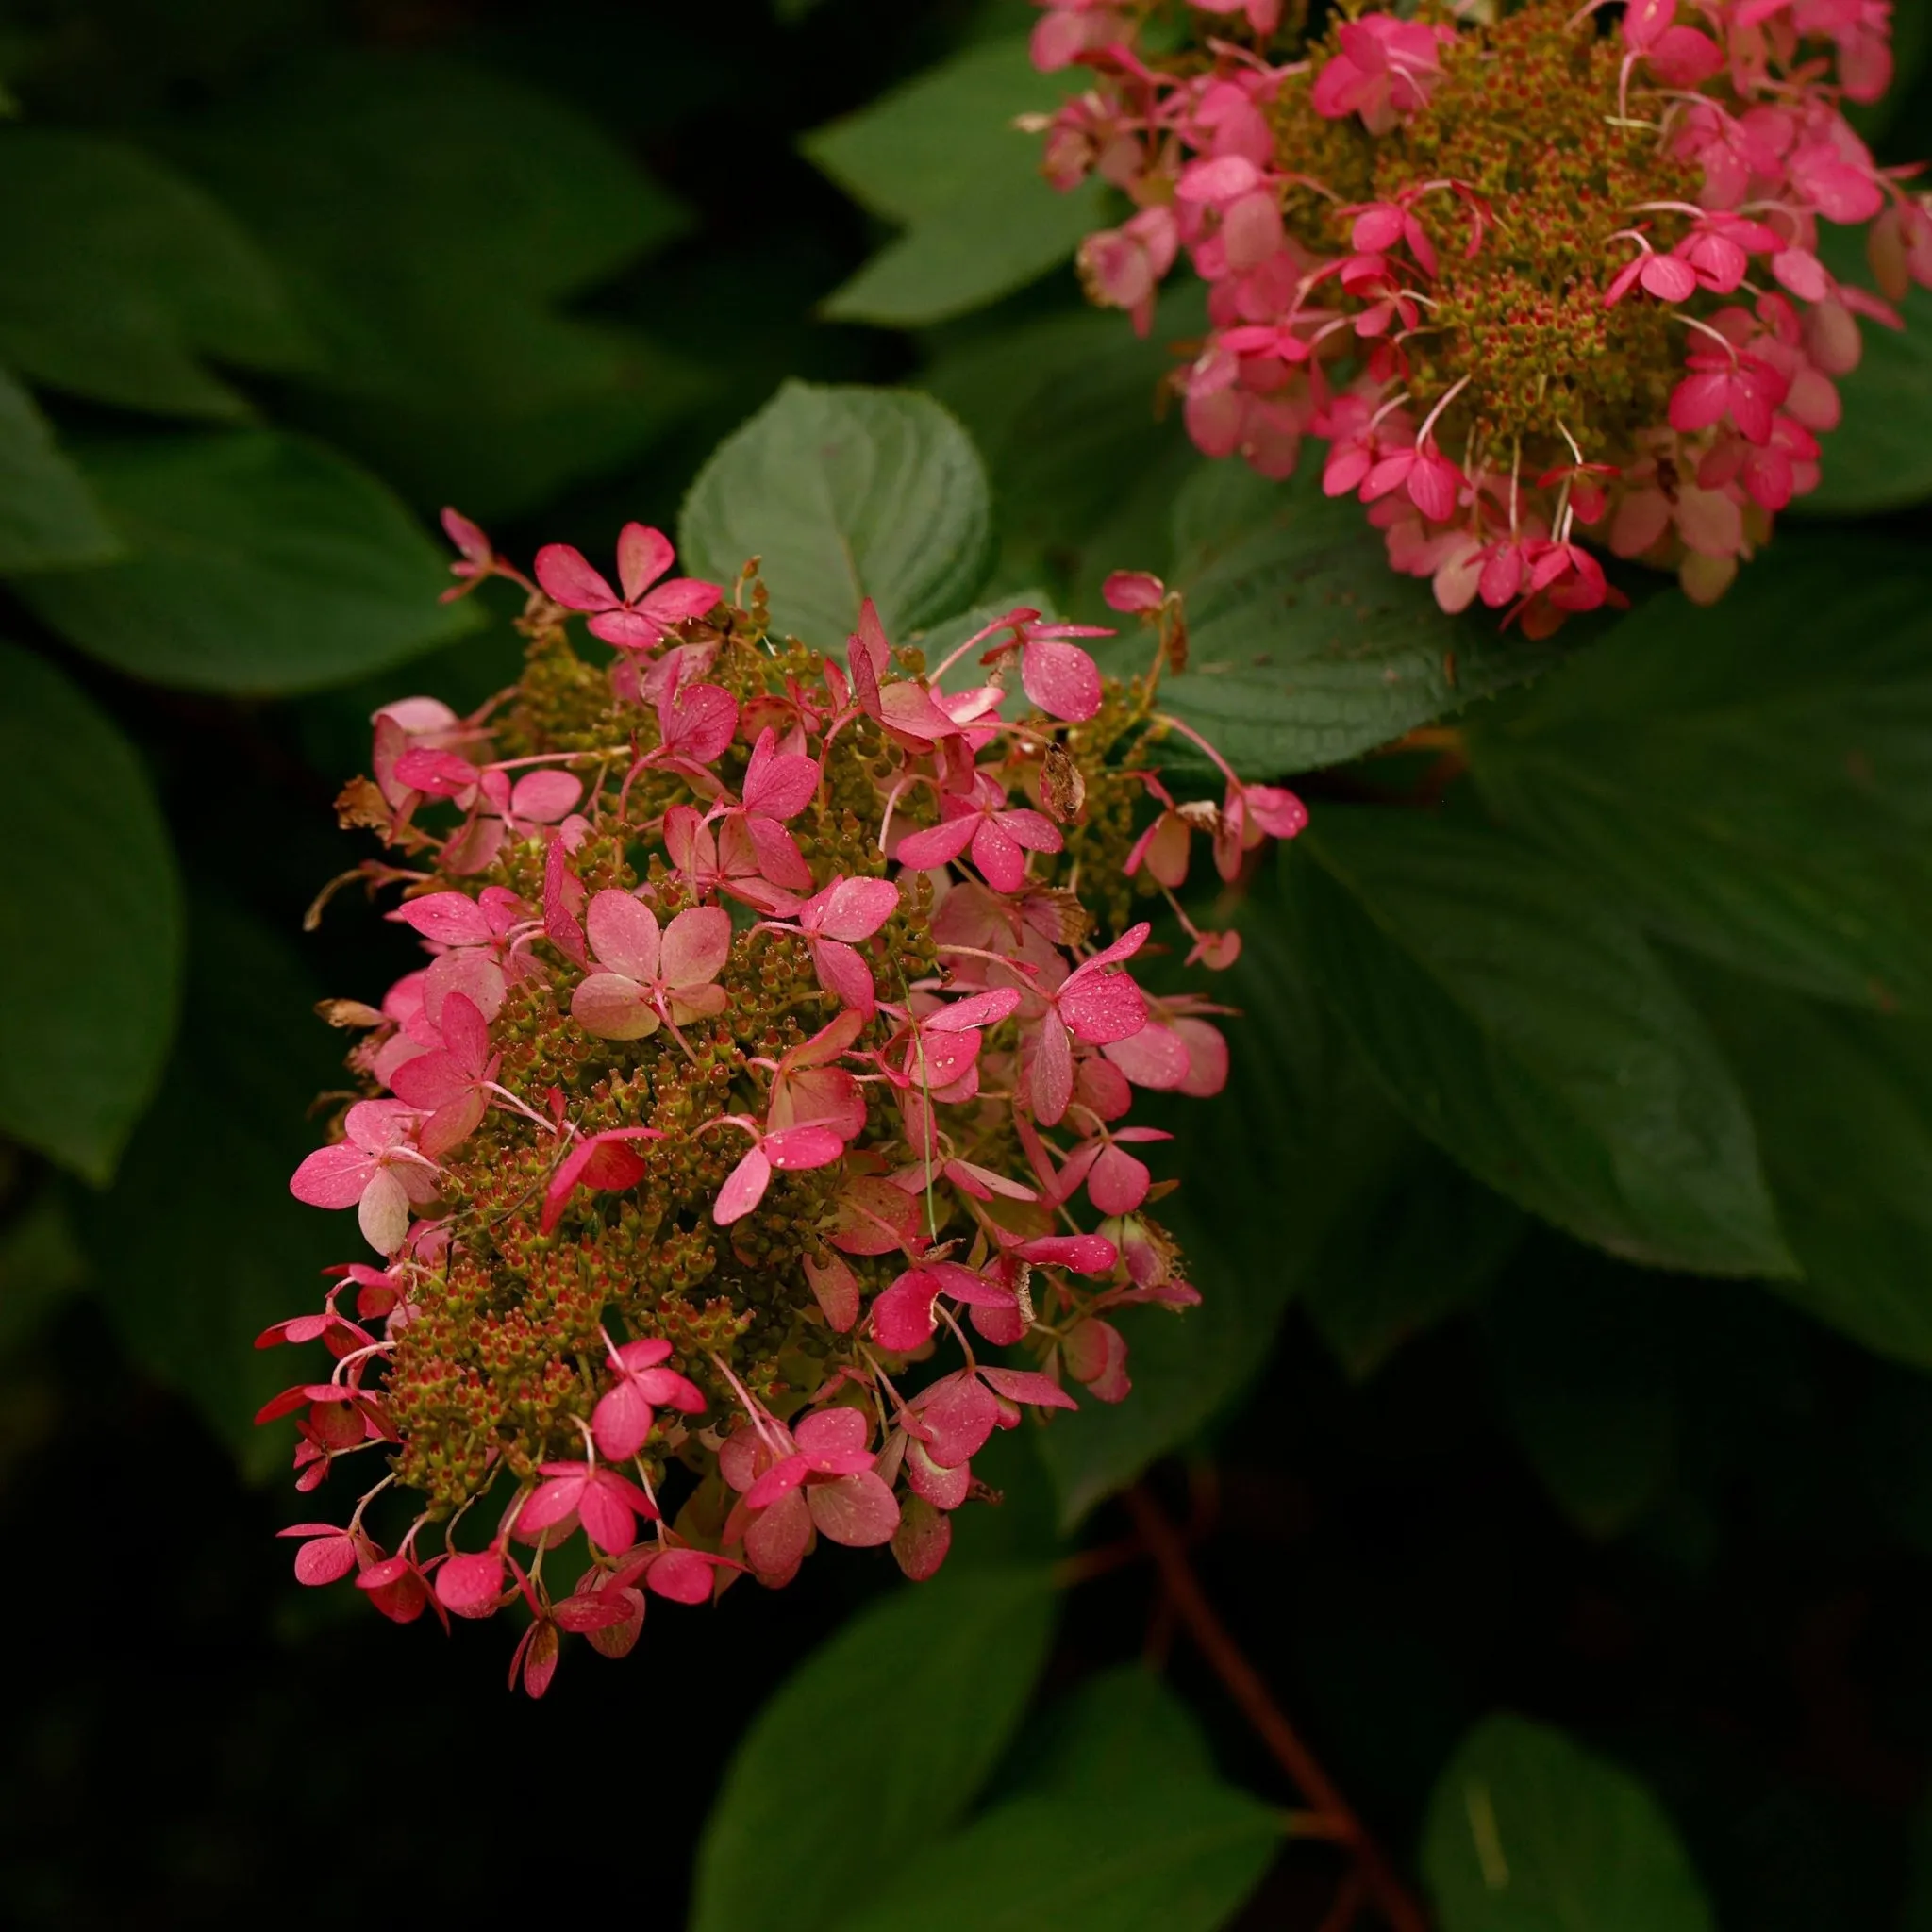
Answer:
top-left (422, 948), bottom-right (506, 1028)
top-left (807, 875), bottom-right (900, 943)
top-left (358, 1167), bottom-right (413, 1255)
top-left (509, 770), bottom-right (583, 824)
top-left (586, 891), bottom-right (661, 981)
top-left (659, 906), bottom-right (732, 986)
top-left (808, 1470), bottom-right (901, 1547)
top-left (1101, 1022), bottom-right (1191, 1090)
top-left (1173, 1017), bottom-right (1230, 1097)
top-left (572, 972), bottom-right (659, 1041)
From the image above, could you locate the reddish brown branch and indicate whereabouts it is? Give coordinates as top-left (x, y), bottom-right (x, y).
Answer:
top-left (1124, 1485), bottom-right (1430, 1932)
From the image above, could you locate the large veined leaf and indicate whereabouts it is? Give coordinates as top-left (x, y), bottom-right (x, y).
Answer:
top-left (1470, 534), bottom-right (1932, 1009)
top-left (1681, 962), bottom-right (1932, 1367)
top-left (806, 36), bottom-right (1107, 326)
top-left (0, 368), bottom-right (121, 573)
top-left (0, 128), bottom-right (310, 419)
top-left (17, 429), bottom-right (477, 695)
top-left (1288, 812), bottom-right (1792, 1278)
top-left (691, 1567), bottom-right (1056, 1932)
top-left (1424, 1714), bottom-right (1715, 1932)
top-left (679, 382), bottom-right (991, 647)
top-left (0, 644), bottom-right (182, 1185)
top-left (832, 1667), bottom-right (1278, 1932)
top-left (1154, 465), bottom-right (1565, 777)
top-left (89, 895), bottom-right (346, 1477)
top-left (168, 52), bottom-right (707, 517)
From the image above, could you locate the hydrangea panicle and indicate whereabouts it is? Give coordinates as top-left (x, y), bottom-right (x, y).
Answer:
top-left (266, 512), bottom-right (1306, 1693)
top-left (1031, 0), bottom-right (1924, 627)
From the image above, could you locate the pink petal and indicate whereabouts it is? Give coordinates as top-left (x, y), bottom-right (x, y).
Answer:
top-left (422, 948), bottom-right (506, 1028)
top-left (928, 987), bottom-right (1021, 1032)
top-left (576, 1476), bottom-right (638, 1555)
top-left (644, 1547), bottom-right (723, 1604)
top-left (745, 1456), bottom-right (810, 1510)
top-left (519, 1474), bottom-right (586, 1537)
top-left (509, 770), bottom-right (583, 824)
top-left (436, 1551), bottom-right (506, 1617)
top-left (970, 819), bottom-right (1028, 893)
top-left (288, 1530), bottom-right (358, 1587)
top-left (1021, 638), bottom-right (1103, 723)
top-left (894, 816), bottom-right (979, 872)
top-left (1059, 968), bottom-right (1148, 1046)
top-left (809, 937), bottom-right (877, 1017)
top-left (615, 522), bottom-right (675, 602)
top-left (808, 1470), bottom-right (901, 1547)
top-left (534, 543), bottom-right (618, 612)
top-left (357, 1167), bottom-right (413, 1255)
top-left (741, 730), bottom-right (821, 819)
top-left (640, 577), bottom-right (724, 627)
top-left (796, 1405), bottom-right (870, 1461)
top-left (765, 1124), bottom-right (847, 1171)
top-left (892, 1496), bottom-right (953, 1580)
top-left (593, 1381), bottom-right (655, 1462)
top-left (872, 1268), bottom-right (940, 1351)
top-left (391, 891), bottom-right (491, 948)
top-left (571, 972), bottom-right (658, 1041)
top-left (979, 1367), bottom-right (1079, 1411)
top-left (391, 1049), bottom-right (468, 1111)
top-left (586, 890), bottom-right (661, 981)
top-left (746, 814), bottom-right (814, 891)
top-left (803, 1251), bottom-right (860, 1331)
top-left (1087, 1142), bottom-right (1153, 1215)
top-left (713, 1145), bottom-right (773, 1224)
top-left (1102, 570), bottom-right (1165, 612)
top-left (805, 875), bottom-right (900, 942)
top-left (660, 684), bottom-right (740, 762)
top-left (660, 905), bottom-right (732, 986)
top-left (1101, 1022), bottom-right (1191, 1090)
top-left (912, 1373), bottom-right (1002, 1466)
top-left (290, 1143), bottom-right (374, 1209)
top-left (1029, 1017), bottom-right (1075, 1126)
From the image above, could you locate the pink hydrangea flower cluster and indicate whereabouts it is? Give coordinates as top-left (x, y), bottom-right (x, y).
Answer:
top-left (1030, 0), bottom-right (1926, 632)
top-left (264, 514), bottom-right (1305, 1693)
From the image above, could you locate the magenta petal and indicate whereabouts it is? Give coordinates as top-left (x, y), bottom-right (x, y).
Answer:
top-left (436, 1551), bottom-right (506, 1617)
top-left (1021, 637), bottom-right (1103, 723)
top-left (641, 577), bottom-right (724, 626)
top-left (644, 1548), bottom-right (721, 1605)
top-left (980, 1367), bottom-right (1079, 1411)
top-left (391, 891), bottom-right (491, 947)
top-left (534, 543), bottom-right (619, 612)
top-left (894, 817), bottom-right (977, 871)
top-left (593, 1382), bottom-right (654, 1462)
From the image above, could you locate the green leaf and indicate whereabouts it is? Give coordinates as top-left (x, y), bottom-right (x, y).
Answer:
top-left (1797, 229), bottom-right (1932, 516)
top-left (0, 128), bottom-right (309, 419)
top-left (924, 293), bottom-right (1205, 610)
top-left (0, 367), bottom-right (121, 571)
top-left (807, 37), bottom-right (1106, 325)
top-left (679, 381), bottom-right (991, 647)
top-left (834, 1667), bottom-right (1277, 1932)
top-left (1157, 465), bottom-right (1564, 777)
top-left (169, 52), bottom-right (707, 517)
top-left (0, 643), bottom-right (181, 1184)
top-left (1289, 812), bottom-right (1792, 1278)
top-left (1424, 1714), bottom-right (1715, 1932)
top-left (691, 1566), bottom-right (1056, 1932)
top-left (830, 1782), bottom-right (1279, 1932)
top-left (1010, 1666), bottom-right (1218, 1798)
top-left (1680, 964), bottom-right (1932, 1367)
top-left (1483, 1246), bottom-right (1678, 1538)
top-left (1034, 898), bottom-right (1402, 1524)
top-left (1468, 535), bottom-right (1932, 1010)
top-left (87, 895), bottom-right (346, 1476)
top-left (1303, 1139), bottom-right (1524, 1381)
top-left (16, 429), bottom-right (478, 695)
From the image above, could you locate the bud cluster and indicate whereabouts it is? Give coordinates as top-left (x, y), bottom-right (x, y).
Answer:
top-left (264, 514), bottom-right (1306, 1693)
top-left (1033, 0), bottom-right (1927, 632)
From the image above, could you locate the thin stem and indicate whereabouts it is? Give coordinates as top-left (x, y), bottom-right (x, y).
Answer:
top-left (1123, 1486), bottom-right (1429, 1932)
